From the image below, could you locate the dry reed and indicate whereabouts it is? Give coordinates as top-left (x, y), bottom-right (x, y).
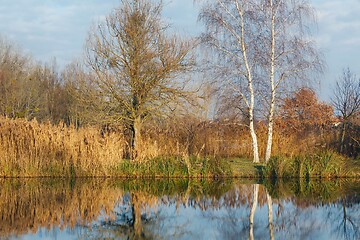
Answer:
top-left (0, 115), bottom-right (342, 177)
top-left (0, 117), bottom-right (125, 177)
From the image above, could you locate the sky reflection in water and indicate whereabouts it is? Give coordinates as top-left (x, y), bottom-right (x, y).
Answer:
top-left (0, 178), bottom-right (359, 240)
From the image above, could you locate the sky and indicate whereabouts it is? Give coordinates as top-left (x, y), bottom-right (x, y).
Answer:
top-left (0, 0), bottom-right (359, 101)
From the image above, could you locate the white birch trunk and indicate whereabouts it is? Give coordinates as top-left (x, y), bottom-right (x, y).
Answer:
top-left (265, 0), bottom-right (276, 163)
top-left (249, 109), bottom-right (260, 163)
top-left (265, 88), bottom-right (276, 163)
top-left (237, 2), bottom-right (260, 163)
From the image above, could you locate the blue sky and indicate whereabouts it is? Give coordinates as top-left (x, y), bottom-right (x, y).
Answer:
top-left (0, 0), bottom-right (359, 101)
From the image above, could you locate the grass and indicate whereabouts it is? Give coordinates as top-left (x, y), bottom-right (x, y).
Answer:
top-left (260, 151), bottom-right (360, 179)
top-left (111, 156), bottom-right (233, 178)
top-left (227, 158), bottom-right (263, 178)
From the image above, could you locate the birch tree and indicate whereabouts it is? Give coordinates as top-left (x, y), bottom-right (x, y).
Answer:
top-left (198, 0), bottom-right (322, 163)
top-left (86, 0), bottom-right (195, 160)
top-left (261, 0), bottom-right (322, 163)
top-left (199, 0), bottom-right (261, 162)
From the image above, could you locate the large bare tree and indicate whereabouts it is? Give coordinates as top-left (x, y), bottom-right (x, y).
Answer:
top-left (198, 0), bottom-right (322, 163)
top-left (332, 68), bottom-right (360, 153)
top-left (86, 0), bottom-right (195, 160)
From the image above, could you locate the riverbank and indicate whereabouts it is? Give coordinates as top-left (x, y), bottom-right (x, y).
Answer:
top-left (1, 153), bottom-right (359, 178)
top-left (102, 152), bottom-right (360, 179)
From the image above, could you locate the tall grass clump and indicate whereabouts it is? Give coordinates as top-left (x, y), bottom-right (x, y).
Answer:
top-left (113, 156), bottom-right (232, 178)
top-left (262, 156), bottom-right (291, 178)
top-left (0, 117), bottom-right (125, 177)
top-left (262, 151), bottom-right (352, 179)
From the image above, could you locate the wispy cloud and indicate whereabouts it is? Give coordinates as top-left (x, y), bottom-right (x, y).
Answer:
top-left (0, 0), bottom-right (358, 101)
top-left (0, 0), bottom-right (118, 66)
top-left (314, 0), bottom-right (360, 46)
top-left (0, 0), bottom-right (200, 67)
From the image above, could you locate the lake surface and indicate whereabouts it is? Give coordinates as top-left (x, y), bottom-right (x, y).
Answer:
top-left (0, 178), bottom-right (359, 240)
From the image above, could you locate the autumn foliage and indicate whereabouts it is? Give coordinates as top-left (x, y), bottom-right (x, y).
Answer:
top-left (279, 88), bottom-right (335, 132)
top-left (269, 88), bottom-right (337, 156)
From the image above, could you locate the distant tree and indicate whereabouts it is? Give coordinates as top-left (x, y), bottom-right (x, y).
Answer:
top-left (61, 61), bottom-right (98, 127)
top-left (85, 0), bottom-right (195, 160)
top-left (331, 68), bottom-right (360, 154)
top-left (0, 36), bottom-right (70, 123)
top-left (0, 36), bottom-right (33, 119)
top-left (30, 62), bottom-right (71, 123)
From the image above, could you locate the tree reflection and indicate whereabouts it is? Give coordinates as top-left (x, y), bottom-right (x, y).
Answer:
top-left (249, 184), bottom-right (259, 240)
top-left (266, 190), bottom-right (274, 240)
top-left (0, 178), bottom-right (359, 239)
top-left (332, 196), bottom-right (360, 240)
top-left (0, 178), bottom-right (122, 237)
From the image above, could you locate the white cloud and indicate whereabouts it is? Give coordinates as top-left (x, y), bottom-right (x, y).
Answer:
top-left (0, 0), bottom-right (118, 66)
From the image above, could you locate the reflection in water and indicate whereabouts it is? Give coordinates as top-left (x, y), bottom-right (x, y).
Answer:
top-left (267, 189), bottom-right (274, 240)
top-left (0, 178), bottom-right (121, 237)
top-left (0, 178), bottom-right (359, 239)
top-left (249, 184), bottom-right (258, 240)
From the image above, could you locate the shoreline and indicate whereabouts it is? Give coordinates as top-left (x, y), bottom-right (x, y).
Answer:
top-left (1, 156), bottom-right (359, 178)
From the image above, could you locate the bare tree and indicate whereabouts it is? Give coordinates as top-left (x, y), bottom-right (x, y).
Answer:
top-left (61, 61), bottom-right (98, 127)
top-left (0, 36), bottom-right (68, 123)
top-left (332, 68), bottom-right (360, 153)
top-left (198, 0), bottom-right (322, 163)
top-left (0, 36), bottom-right (33, 119)
top-left (86, 0), bottom-right (195, 160)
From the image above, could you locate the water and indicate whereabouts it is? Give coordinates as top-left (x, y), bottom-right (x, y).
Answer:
top-left (0, 178), bottom-right (359, 240)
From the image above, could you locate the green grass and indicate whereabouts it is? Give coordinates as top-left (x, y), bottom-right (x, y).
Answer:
top-left (1, 151), bottom-right (359, 178)
top-left (227, 158), bottom-right (263, 178)
top-left (260, 151), bottom-right (360, 179)
top-left (111, 156), bottom-right (233, 178)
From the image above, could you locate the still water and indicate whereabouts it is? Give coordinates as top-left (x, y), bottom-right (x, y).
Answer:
top-left (0, 178), bottom-right (359, 240)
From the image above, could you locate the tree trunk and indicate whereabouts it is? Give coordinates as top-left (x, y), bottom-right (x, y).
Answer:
top-left (249, 115), bottom-right (260, 163)
top-left (340, 121), bottom-right (346, 153)
top-left (238, 6), bottom-right (259, 163)
top-left (265, 92), bottom-right (275, 163)
top-left (265, 0), bottom-right (276, 164)
top-left (131, 116), bottom-right (142, 160)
